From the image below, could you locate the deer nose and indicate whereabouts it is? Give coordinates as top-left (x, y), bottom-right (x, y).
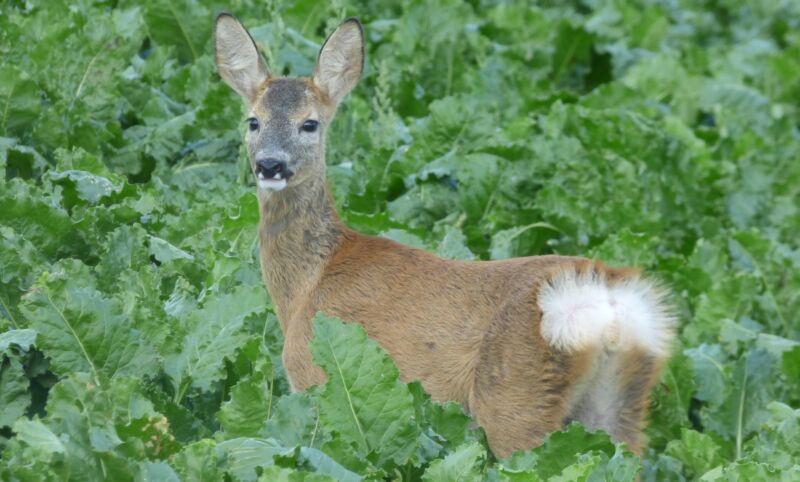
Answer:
top-left (255, 159), bottom-right (289, 180)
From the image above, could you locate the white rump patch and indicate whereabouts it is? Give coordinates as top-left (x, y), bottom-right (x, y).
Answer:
top-left (539, 270), bottom-right (674, 357)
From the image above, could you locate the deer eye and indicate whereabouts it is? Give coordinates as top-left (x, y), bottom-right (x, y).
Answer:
top-left (246, 118), bottom-right (259, 131)
top-left (301, 119), bottom-right (319, 133)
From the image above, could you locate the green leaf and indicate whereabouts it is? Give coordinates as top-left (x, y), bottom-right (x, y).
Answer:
top-left (263, 392), bottom-right (319, 448)
top-left (551, 21), bottom-right (595, 84)
top-left (8, 374), bottom-right (171, 480)
top-left (218, 373), bottom-right (272, 438)
top-left (587, 229), bottom-right (660, 268)
top-left (408, 381), bottom-right (482, 451)
top-left (379, 228), bottom-right (427, 249)
top-left (685, 344), bottom-right (729, 406)
top-left (48, 170), bottom-right (123, 205)
top-left (647, 353), bottom-right (698, 448)
top-left (164, 284), bottom-right (267, 397)
top-left (257, 465), bottom-right (336, 481)
top-left (147, 235), bottom-right (194, 263)
top-left (310, 313), bottom-right (420, 468)
top-left (550, 453), bottom-right (604, 481)
top-left (296, 447), bottom-right (362, 482)
top-left (142, 0), bottom-right (211, 63)
top-left (741, 402), bottom-right (800, 471)
top-left (640, 454), bottom-right (686, 482)
top-left (171, 439), bottom-right (223, 482)
top-left (0, 65), bottom-right (41, 136)
top-left (94, 224), bottom-right (152, 287)
top-left (422, 441), bottom-right (485, 482)
top-left (704, 349), bottom-right (778, 451)
top-left (700, 461), bottom-right (787, 481)
top-left (217, 438), bottom-right (296, 482)
top-left (601, 447), bottom-right (643, 481)
top-left (0, 355), bottom-right (31, 427)
top-left (0, 328), bottom-right (37, 354)
top-left (19, 262), bottom-right (159, 382)
top-left (222, 437), bottom-right (368, 482)
top-left (783, 346), bottom-right (800, 389)
top-left (453, 153), bottom-right (505, 223)
top-left (12, 418), bottom-right (66, 454)
top-left (0, 138), bottom-right (48, 181)
top-left (490, 223), bottom-right (560, 260)
top-left (140, 461), bottom-right (180, 482)
top-left (0, 179), bottom-right (84, 258)
top-left (500, 423), bottom-right (619, 479)
top-left (0, 227), bottom-right (47, 326)
top-left (665, 429), bottom-right (724, 478)
top-left (435, 226), bottom-right (476, 260)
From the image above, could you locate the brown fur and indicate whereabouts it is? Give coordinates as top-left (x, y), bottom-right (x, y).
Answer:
top-left (215, 14), bottom-right (673, 458)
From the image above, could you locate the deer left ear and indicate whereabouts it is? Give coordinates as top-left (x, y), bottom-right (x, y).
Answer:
top-left (312, 18), bottom-right (364, 104)
top-left (215, 13), bottom-right (271, 101)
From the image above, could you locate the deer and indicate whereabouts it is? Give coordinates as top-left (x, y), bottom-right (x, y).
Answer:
top-left (214, 13), bottom-right (675, 459)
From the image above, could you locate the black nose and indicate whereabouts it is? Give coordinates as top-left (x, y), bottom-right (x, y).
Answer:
top-left (255, 159), bottom-right (289, 179)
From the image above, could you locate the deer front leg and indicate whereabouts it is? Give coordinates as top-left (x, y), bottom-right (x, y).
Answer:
top-left (282, 322), bottom-right (327, 392)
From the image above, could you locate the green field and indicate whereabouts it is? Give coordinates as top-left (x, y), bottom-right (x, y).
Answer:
top-left (1, 0), bottom-right (799, 480)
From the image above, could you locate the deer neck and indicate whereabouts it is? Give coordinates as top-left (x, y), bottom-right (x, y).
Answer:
top-left (257, 177), bottom-right (344, 325)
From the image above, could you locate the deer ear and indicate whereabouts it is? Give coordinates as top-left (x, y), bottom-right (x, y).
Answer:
top-left (312, 18), bottom-right (364, 104)
top-left (214, 13), bottom-right (270, 100)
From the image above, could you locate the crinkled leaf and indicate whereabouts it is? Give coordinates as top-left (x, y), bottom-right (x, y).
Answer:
top-left (0, 65), bottom-right (41, 136)
top-left (310, 313), bottom-right (420, 468)
top-left (19, 263), bottom-right (159, 381)
top-left (12, 418), bottom-right (66, 454)
top-left (48, 170), bottom-right (123, 204)
top-left (218, 372), bottom-right (272, 438)
top-left (142, 0), bottom-right (211, 63)
top-left (0, 328), bottom-right (37, 354)
top-left (665, 429), bottom-right (724, 478)
top-left (422, 441), bottom-right (485, 482)
top-left (704, 349), bottom-right (778, 443)
top-left (0, 356), bottom-right (30, 428)
top-left (171, 439), bottom-right (223, 482)
top-left (164, 284), bottom-right (267, 396)
top-left (257, 465), bottom-right (336, 481)
top-left (685, 344), bottom-right (729, 406)
top-left (217, 438), bottom-right (296, 482)
top-left (263, 392), bottom-right (319, 448)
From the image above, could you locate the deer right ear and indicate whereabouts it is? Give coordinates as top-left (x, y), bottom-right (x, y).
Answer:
top-left (312, 18), bottom-right (364, 105)
top-left (214, 13), bottom-right (270, 100)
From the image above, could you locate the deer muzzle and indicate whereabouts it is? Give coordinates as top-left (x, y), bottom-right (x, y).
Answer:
top-left (255, 158), bottom-right (294, 191)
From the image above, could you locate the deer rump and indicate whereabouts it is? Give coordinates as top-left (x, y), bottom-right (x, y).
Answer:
top-left (214, 13), bottom-right (676, 458)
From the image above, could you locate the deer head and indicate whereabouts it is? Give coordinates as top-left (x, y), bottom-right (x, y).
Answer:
top-left (214, 14), bottom-right (364, 193)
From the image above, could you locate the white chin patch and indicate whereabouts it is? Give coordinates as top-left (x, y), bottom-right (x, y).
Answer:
top-left (257, 179), bottom-right (287, 191)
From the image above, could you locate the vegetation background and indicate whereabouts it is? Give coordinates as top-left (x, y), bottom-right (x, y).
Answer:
top-left (1, 0), bottom-right (799, 480)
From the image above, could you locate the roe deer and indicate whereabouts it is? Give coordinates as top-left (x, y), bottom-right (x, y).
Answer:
top-left (214, 13), bottom-right (675, 458)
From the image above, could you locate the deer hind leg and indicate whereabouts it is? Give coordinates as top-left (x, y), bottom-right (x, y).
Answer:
top-left (562, 347), bottom-right (664, 453)
top-left (468, 296), bottom-right (596, 458)
top-left (469, 346), bottom-right (595, 458)
top-left (538, 264), bottom-right (675, 454)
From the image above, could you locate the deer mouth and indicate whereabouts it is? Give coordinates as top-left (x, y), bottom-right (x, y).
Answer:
top-left (256, 173), bottom-right (288, 191)
top-left (254, 162), bottom-right (294, 192)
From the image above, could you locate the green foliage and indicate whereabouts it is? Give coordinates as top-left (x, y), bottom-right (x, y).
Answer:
top-left (311, 313), bottom-right (419, 468)
top-left (1, 0), bottom-right (799, 479)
